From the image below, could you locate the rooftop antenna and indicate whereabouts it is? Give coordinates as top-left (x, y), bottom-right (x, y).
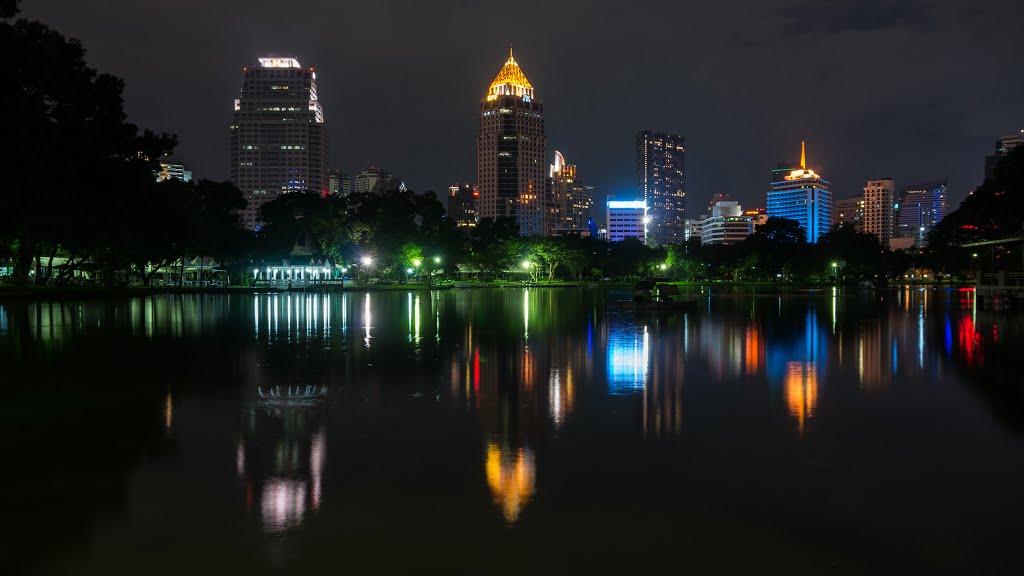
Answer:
top-left (800, 140), bottom-right (807, 170)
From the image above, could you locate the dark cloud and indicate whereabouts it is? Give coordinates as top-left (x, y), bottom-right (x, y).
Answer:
top-left (21, 0), bottom-right (1024, 212)
top-left (782, 0), bottom-right (934, 35)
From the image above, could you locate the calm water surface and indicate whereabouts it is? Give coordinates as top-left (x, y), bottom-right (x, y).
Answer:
top-left (2, 287), bottom-right (1023, 574)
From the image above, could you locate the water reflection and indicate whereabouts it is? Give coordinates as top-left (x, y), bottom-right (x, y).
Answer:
top-left (784, 361), bottom-right (818, 434)
top-left (484, 442), bottom-right (536, 523)
top-left (607, 321), bottom-right (649, 394)
top-left (237, 390), bottom-right (329, 534)
top-left (4, 287), bottom-right (1024, 573)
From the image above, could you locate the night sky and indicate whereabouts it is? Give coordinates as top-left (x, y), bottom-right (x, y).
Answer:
top-left (25, 0), bottom-right (1024, 210)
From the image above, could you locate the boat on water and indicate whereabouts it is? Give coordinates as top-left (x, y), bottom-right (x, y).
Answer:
top-left (256, 385), bottom-right (329, 408)
top-left (620, 281), bottom-right (698, 311)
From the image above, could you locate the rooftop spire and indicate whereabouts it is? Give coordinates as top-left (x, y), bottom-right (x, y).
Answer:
top-left (487, 49), bottom-right (534, 100)
top-left (800, 140), bottom-right (806, 170)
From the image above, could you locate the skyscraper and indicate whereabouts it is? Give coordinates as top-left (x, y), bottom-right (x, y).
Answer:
top-left (547, 151), bottom-right (593, 235)
top-left (636, 130), bottom-right (686, 245)
top-left (896, 180), bottom-right (949, 245)
top-left (354, 166), bottom-right (389, 194)
top-left (833, 195), bottom-right (863, 230)
top-left (766, 141), bottom-right (832, 243)
top-left (477, 49), bottom-right (547, 236)
top-left (861, 178), bottom-right (895, 245)
top-left (328, 169), bottom-right (351, 197)
top-left (448, 183), bottom-right (479, 228)
top-left (230, 57), bottom-right (328, 231)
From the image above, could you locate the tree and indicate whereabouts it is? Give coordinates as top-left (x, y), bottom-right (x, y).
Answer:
top-left (926, 146), bottom-right (1024, 274)
top-left (470, 217), bottom-right (519, 278)
top-left (818, 223), bottom-right (886, 280)
top-left (0, 17), bottom-right (175, 285)
top-left (1, 0), bottom-right (20, 19)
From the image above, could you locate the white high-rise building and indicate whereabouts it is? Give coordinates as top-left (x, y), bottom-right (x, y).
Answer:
top-left (862, 178), bottom-right (895, 245)
top-left (700, 201), bottom-right (753, 245)
top-left (230, 57), bottom-right (328, 231)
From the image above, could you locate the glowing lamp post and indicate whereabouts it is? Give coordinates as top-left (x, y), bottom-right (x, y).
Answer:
top-left (361, 256), bottom-right (373, 284)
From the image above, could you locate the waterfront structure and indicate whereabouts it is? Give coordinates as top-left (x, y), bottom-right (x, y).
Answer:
top-left (766, 141), bottom-right (832, 243)
top-left (547, 151), bottom-right (593, 235)
top-left (862, 178), bottom-right (895, 245)
top-left (833, 195), bottom-right (864, 230)
top-left (896, 180), bottom-right (949, 245)
top-left (477, 49), bottom-right (547, 236)
top-left (606, 200), bottom-right (647, 243)
top-left (984, 130), bottom-right (1024, 181)
top-left (354, 166), bottom-right (390, 194)
top-left (328, 170), bottom-right (351, 196)
top-left (700, 201), bottom-right (753, 245)
top-left (230, 57), bottom-right (328, 231)
top-left (157, 159), bottom-right (192, 183)
top-left (636, 130), bottom-right (686, 245)
top-left (448, 183), bottom-right (479, 228)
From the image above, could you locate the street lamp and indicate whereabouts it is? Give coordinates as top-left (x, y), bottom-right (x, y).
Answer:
top-left (413, 258), bottom-right (421, 267)
top-left (522, 260), bottom-right (531, 269)
top-left (433, 256), bottom-right (442, 264)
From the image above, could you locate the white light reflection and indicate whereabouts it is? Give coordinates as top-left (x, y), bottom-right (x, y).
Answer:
top-left (341, 293), bottom-right (348, 335)
top-left (310, 429), bottom-right (325, 512)
top-left (414, 294), bottom-right (421, 343)
top-left (918, 291), bottom-right (926, 369)
top-left (363, 293), bottom-right (372, 348)
top-left (523, 289), bottom-right (530, 341)
top-left (260, 479), bottom-right (307, 534)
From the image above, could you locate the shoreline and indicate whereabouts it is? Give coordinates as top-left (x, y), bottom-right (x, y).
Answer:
top-left (0, 280), bottom-right (974, 300)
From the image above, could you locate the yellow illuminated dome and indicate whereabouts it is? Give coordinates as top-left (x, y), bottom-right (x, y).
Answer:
top-left (487, 48), bottom-right (535, 100)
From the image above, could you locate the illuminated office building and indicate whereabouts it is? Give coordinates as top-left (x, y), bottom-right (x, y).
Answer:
top-left (328, 169), bottom-right (350, 196)
top-left (896, 180), bottom-right (949, 245)
top-left (230, 57), bottom-right (329, 230)
top-left (833, 195), bottom-right (863, 230)
top-left (606, 200), bottom-right (647, 243)
top-left (862, 178), bottom-right (895, 245)
top-left (477, 49), bottom-right (547, 236)
top-left (636, 130), bottom-right (686, 245)
top-left (766, 141), bottom-right (832, 243)
top-left (547, 151), bottom-right (593, 235)
top-left (699, 201), bottom-right (753, 245)
top-left (157, 159), bottom-right (192, 183)
top-left (354, 166), bottom-right (390, 193)
top-left (447, 182), bottom-right (479, 228)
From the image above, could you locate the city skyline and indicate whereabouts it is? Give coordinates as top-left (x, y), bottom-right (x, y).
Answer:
top-left (22, 0), bottom-right (1024, 210)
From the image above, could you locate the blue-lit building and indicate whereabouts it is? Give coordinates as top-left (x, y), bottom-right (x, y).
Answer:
top-left (606, 200), bottom-right (647, 243)
top-left (766, 142), bottom-right (832, 243)
top-left (896, 180), bottom-right (949, 245)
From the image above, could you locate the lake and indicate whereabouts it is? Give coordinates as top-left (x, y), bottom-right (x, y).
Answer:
top-left (2, 287), bottom-right (1022, 574)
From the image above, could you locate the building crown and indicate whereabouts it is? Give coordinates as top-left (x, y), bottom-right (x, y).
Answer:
top-left (487, 48), bottom-right (534, 101)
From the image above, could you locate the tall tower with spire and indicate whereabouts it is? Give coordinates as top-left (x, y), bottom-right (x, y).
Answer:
top-left (477, 49), bottom-right (547, 235)
top-left (766, 141), bottom-right (832, 243)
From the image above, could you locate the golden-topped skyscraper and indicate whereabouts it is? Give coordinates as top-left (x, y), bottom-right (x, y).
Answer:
top-left (477, 49), bottom-right (547, 236)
